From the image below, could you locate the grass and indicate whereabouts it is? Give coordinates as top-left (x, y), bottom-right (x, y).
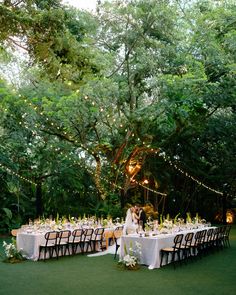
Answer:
top-left (0, 226), bottom-right (236, 295)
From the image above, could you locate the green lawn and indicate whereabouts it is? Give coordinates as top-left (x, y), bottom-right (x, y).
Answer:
top-left (0, 226), bottom-right (236, 295)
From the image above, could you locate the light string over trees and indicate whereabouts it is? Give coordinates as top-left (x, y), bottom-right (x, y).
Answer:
top-left (0, 0), bottom-right (235, 231)
top-left (0, 91), bottom-right (228, 197)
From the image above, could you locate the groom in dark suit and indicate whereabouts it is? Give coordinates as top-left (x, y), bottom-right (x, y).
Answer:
top-left (135, 204), bottom-right (146, 230)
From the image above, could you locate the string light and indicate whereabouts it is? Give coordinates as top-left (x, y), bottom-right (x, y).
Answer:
top-left (0, 95), bottom-right (227, 198)
top-left (0, 162), bottom-right (37, 186)
top-left (137, 181), bottom-right (167, 196)
top-left (0, 96), bottom-right (135, 195)
top-left (158, 152), bottom-right (224, 196)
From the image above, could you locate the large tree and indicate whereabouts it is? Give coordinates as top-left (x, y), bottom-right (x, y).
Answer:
top-left (0, 0), bottom-right (235, 229)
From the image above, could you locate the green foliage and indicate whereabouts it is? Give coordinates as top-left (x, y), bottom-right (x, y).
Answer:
top-left (0, 207), bottom-right (22, 234)
top-left (0, 0), bottom-right (100, 82)
top-left (2, 208), bottom-right (12, 220)
top-left (0, 0), bottom-right (235, 233)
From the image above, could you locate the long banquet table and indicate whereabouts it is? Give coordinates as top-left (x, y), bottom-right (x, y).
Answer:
top-left (17, 227), bottom-right (115, 261)
top-left (119, 226), bottom-right (214, 270)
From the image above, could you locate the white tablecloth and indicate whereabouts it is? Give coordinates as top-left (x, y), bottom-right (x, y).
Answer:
top-left (16, 227), bottom-right (116, 261)
top-left (17, 232), bottom-right (46, 261)
top-left (120, 227), bottom-right (213, 269)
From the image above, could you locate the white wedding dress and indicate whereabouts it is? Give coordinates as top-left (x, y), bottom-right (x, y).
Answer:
top-left (87, 242), bottom-right (117, 257)
top-left (88, 209), bottom-right (136, 258)
top-left (123, 208), bottom-right (137, 235)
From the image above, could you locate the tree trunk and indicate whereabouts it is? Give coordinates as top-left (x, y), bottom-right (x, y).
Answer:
top-left (222, 193), bottom-right (227, 225)
top-left (36, 182), bottom-right (43, 217)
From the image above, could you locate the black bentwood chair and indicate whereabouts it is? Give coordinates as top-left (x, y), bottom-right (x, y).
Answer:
top-left (204, 228), bottom-right (215, 253)
top-left (160, 234), bottom-right (184, 268)
top-left (91, 227), bottom-right (105, 252)
top-left (223, 225), bottom-right (231, 248)
top-left (190, 230), bottom-right (207, 258)
top-left (70, 228), bottom-right (84, 255)
top-left (83, 228), bottom-right (94, 253)
top-left (38, 231), bottom-right (58, 261)
top-left (180, 232), bottom-right (194, 261)
top-left (57, 230), bottom-right (71, 257)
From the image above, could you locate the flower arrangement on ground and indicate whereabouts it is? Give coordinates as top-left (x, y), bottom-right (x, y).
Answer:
top-left (1, 238), bottom-right (25, 263)
top-left (118, 241), bottom-right (142, 270)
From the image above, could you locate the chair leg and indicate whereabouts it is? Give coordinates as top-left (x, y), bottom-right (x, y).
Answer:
top-left (54, 246), bottom-right (59, 260)
top-left (99, 240), bottom-right (103, 251)
top-left (160, 251), bottom-right (168, 267)
top-left (80, 243), bottom-right (84, 254)
top-left (44, 248), bottom-right (47, 260)
top-left (64, 245), bottom-right (70, 256)
top-left (84, 242), bottom-right (90, 253)
top-left (114, 245), bottom-right (120, 259)
top-left (38, 248), bottom-right (42, 260)
top-left (172, 250), bottom-right (182, 269)
top-left (172, 252), bottom-right (176, 268)
top-left (160, 251), bottom-right (163, 267)
top-left (50, 247), bottom-right (53, 259)
top-left (73, 244), bottom-right (78, 255)
top-left (93, 241), bottom-right (96, 252)
top-left (177, 250), bottom-right (182, 265)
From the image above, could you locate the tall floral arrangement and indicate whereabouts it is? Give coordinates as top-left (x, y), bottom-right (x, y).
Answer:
top-left (118, 241), bottom-right (142, 270)
top-left (1, 238), bottom-right (25, 263)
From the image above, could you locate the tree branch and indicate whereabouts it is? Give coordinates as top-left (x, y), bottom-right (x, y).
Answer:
top-left (7, 37), bottom-right (28, 52)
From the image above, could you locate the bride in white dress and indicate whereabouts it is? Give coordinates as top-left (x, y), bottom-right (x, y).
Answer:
top-left (123, 206), bottom-right (139, 234)
top-left (88, 207), bottom-right (139, 257)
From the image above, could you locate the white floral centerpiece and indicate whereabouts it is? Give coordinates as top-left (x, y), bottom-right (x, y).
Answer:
top-left (118, 241), bottom-right (142, 270)
top-left (186, 212), bottom-right (194, 229)
top-left (162, 219), bottom-right (173, 229)
top-left (158, 214), bottom-right (173, 233)
top-left (1, 238), bottom-right (25, 263)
